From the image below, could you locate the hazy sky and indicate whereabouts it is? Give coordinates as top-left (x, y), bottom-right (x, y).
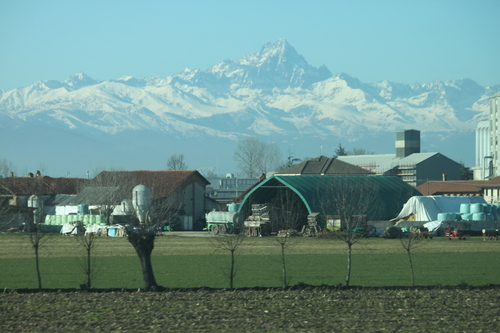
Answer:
top-left (1, 0), bottom-right (499, 91)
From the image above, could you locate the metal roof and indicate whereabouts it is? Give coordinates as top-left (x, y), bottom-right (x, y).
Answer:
top-left (238, 175), bottom-right (421, 221)
top-left (277, 156), bottom-right (373, 175)
top-left (337, 153), bottom-right (441, 174)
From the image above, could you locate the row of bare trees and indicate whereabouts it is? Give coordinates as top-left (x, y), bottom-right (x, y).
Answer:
top-left (1, 161), bottom-right (422, 291)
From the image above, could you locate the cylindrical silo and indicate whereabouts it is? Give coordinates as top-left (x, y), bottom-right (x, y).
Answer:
top-left (132, 184), bottom-right (152, 224)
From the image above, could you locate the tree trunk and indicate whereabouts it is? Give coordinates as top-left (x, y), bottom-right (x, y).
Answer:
top-left (86, 246), bottom-right (91, 289)
top-left (407, 249), bottom-right (415, 287)
top-left (35, 244), bottom-right (42, 290)
top-left (281, 242), bottom-right (287, 288)
top-left (345, 242), bottom-right (352, 288)
top-left (127, 232), bottom-right (159, 291)
top-left (230, 249), bottom-right (235, 289)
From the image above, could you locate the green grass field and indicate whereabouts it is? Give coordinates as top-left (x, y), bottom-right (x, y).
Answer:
top-left (1, 234), bottom-right (499, 289)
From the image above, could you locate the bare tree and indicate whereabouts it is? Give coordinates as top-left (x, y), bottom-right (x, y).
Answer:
top-left (268, 188), bottom-right (305, 288)
top-left (167, 154), bottom-right (188, 170)
top-left (76, 232), bottom-right (99, 289)
top-left (399, 229), bottom-right (430, 287)
top-left (234, 136), bottom-right (264, 178)
top-left (320, 176), bottom-right (381, 287)
top-left (277, 149), bottom-right (302, 170)
top-left (81, 171), bottom-right (133, 225)
top-left (126, 173), bottom-right (185, 291)
top-left (350, 147), bottom-right (374, 155)
top-left (234, 136), bottom-right (283, 177)
top-left (350, 148), bottom-right (366, 155)
top-left (27, 193), bottom-right (49, 291)
top-left (0, 157), bottom-right (15, 178)
top-left (212, 231), bottom-right (245, 289)
top-left (0, 199), bottom-right (20, 232)
top-left (261, 142), bottom-right (283, 175)
top-left (198, 167), bottom-right (218, 179)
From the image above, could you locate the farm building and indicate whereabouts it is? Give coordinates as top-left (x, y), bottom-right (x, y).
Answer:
top-left (236, 174), bottom-right (421, 231)
top-left (0, 170), bottom-right (210, 231)
top-left (417, 176), bottom-right (500, 204)
top-left (0, 174), bottom-right (84, 230)
top-left (55, 170), bottom-right (210, 230)
top-left (275, 155), bottom-right (374, 176)
top-left (337, 130), bottom-right (463, 187)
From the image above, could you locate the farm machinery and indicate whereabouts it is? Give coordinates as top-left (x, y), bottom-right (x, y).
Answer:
top-left (205, 204), bottom-right (273, 236)
top-left (444, 224), bottom-right (469, 240)
top-left (206, 203), bottom-right (325, 237)
top-left (205, 210), bottom-right (242, 234)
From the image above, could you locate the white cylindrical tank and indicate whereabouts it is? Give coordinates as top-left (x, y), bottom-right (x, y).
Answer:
top-left (132, 184), bottom-right (152, 223)
top-left (28, 195), bottom-right (42, 210)
top-left (121, 199), bottom-right (133, 215)
top-left (28, 194), bottom-right (44, 222)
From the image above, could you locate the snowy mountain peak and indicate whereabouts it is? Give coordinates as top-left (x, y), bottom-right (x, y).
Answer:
top-left (64, 72), bottom-right (99, 90)
top-left (204, 39), bottom-right (332, 89)
top-left (239, 38), bottom-right (306, 69)
top-left (1, 39), bottom-right (499, 176)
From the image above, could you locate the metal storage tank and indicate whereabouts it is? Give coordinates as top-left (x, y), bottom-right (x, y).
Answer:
top-left (28, 195), bottom-right (44, 222)
top-left (132, 184), bottom-right (152, 223)
top-left (78, 204), bottom-right (89, 215)
top-left (121, 199), bottom-right (133, 215)
top-left (28, 195), bottom-right (42, 210)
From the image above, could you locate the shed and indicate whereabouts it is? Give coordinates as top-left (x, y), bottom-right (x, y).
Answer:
top-left (237, 175), bottom-right (420, 222)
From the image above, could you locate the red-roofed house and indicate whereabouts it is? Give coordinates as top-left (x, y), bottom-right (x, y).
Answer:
top-left (417, 177), bottom-right (500, 204)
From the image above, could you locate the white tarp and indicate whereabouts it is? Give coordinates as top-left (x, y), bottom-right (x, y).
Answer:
top-left (60, 222), bottom-right (83, 235)
top-left (392, 196), bottom-right (487, 222)
top-left (85, 224), bottom-right (105, 236)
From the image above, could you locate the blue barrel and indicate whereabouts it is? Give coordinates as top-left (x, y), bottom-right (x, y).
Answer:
top-left (108, 227), bottom-right (117, 237)
top-left (472, 212), bottom-right (486, 221)
top-left (437, 213), bottom-right (447, 221)
top-left (470, 203), bottom-right (484, 214)
top-left (461, 213), bottom-right (473, 221)
top-left (78, 204), bottom-right (89, 215)
top-left (460, 203), bottom-right (470, 214)
top-left (483, 204), bottom-right (491, 213)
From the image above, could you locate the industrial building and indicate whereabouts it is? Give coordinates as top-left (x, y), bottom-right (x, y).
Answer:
top-left (337, 130), bottom-right (462, 187)
top-left (473, 94), bottom-right (500, 180)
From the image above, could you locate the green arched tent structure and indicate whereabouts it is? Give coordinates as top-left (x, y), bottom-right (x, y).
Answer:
top-left (237, 175), bottom-right (421, 222)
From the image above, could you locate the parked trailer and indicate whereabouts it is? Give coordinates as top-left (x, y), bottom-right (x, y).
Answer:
top-left (205, 211), bottom-right (242, 234)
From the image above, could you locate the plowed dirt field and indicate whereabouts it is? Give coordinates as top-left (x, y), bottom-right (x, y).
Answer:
top-left (1, 286), bottom-right (499, 332)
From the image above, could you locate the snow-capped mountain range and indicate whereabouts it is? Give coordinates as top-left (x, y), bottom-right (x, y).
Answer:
top-left (1, 39), bottom-right (498, 177)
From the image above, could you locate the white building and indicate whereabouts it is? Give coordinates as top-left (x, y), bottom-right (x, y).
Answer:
top-left (474, 120), bottom-right (491, 180)
top-left (487, 94), bottom-right (500, 178)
